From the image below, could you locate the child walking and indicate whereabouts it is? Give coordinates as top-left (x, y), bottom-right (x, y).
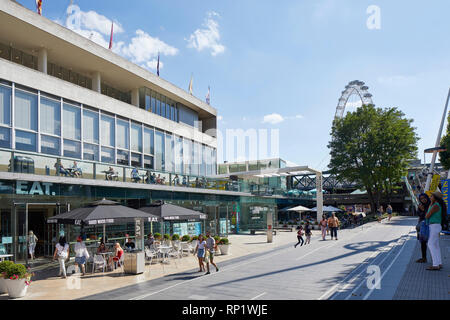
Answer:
top-left (294, 226), bottom-right (304, 248)
top-left (305, 221), bottom-right (312, 245)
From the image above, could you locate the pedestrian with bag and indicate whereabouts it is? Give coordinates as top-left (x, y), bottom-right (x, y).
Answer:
top-left (425, 191), bottom-right (446, 270)
top-left (53, 236), bottom-right (69, 279)
top-left (294, 226), bottom-right (304, 248)
top-left (28, 230), bottom-right (38, 261)
top-left (416, 193), bottom-right (430, 263)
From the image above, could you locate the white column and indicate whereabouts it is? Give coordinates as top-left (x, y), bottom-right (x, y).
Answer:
top-left (267, 210), bottom-right (273, 243)
top-left (92, 72), bottom-right (101, 93)
top-left (316, 172), bottom-right (323, 223)
top-left (37, 48), bottom-right (47, 74)
top-left (131, 88), bottom-right (140, 107)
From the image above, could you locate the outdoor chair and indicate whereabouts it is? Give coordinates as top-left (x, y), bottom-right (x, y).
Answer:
top-left (168, 243), bottom-right (182, 260)
top-left (181, 242), bottom-right (192, 256)
top-left (92, 254), bottom-right (106, 274)
top-left (145, 248), bottom-right (157, 265)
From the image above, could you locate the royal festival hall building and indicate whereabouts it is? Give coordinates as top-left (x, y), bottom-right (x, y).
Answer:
top-left (0, 1), bottom-right (289, 263)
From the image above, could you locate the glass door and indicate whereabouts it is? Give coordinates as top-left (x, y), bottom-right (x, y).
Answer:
top-left (13, 204), bottom-right (27, 264)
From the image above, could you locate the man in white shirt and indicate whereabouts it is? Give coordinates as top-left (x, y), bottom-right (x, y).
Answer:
top-left (74, 236), bottom-right (90, 275)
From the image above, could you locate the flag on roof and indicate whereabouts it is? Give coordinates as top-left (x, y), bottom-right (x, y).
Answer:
top-left (108, 22), bottom-right (114, 49)
top-left (206, 86), bottom-right (210, 105)
top-left (36, 0), bottom-right (42, 15)
top-left (157, 52), bottom-right (160, 76)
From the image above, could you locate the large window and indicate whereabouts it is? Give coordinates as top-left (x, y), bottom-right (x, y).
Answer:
top-left (183, 139), bottom-right (193, 175)
top-left (116, 119), bottom-right (129, 150)
top-left (0, 84), bottom-right (11, 148)
top-left (101, 115), bottom-right (115, 147)
top-left (165, 133), bottom-right (174, 173)
top-left (0, 84), bottom-right (11, 126)
top-left (155, 130), bottom-right (165, 171)
top-left (200, 144), bottom-right (206, 176)
top-left (63, 103), bottom-right (81, 158)
top-left (131, 123), bottom-right (142, 153)
top-left (175, 136), bottom-right (183, 174)
top-left (143, 127), bottom-right (154, 155)
top-left (83, 109), bottom-right (99, 144)
top-left (40, 97), bottom-right (60, 136)
top-left (15, 130), bottom-right (36, 152)
top-left (192, 142), bottom-right (200, 176)
top-left (83, 109), bottom-right (99, 161)
top-left (15, 89), bottom-right (37, 131)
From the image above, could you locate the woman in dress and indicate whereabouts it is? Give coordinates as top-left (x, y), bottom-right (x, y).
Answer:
top-left (194, 234), bottom-right (207, 272)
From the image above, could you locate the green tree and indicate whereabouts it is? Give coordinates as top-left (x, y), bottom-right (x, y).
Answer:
top-left (328, 104), bottom-right (418, 213)
top-left (439, 113), bottom-right (450, 170)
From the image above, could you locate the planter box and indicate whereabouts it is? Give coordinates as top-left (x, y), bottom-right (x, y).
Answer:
top-left (218, 244), bottom-right (230, 255)
top-left (5, 279), bottom-right (29, 299)
top-left (0, 278), bottom-right (8, 294)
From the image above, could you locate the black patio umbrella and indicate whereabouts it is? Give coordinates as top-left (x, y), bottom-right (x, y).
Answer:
top-left (47, 198), bottom-right (161, 241)
top-left (138, 202), bottom-right (207, 221)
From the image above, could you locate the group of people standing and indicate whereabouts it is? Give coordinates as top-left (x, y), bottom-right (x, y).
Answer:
top-left (416, 191), bottom-right (447, 271)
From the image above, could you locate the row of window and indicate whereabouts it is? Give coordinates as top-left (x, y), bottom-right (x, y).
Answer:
top-left (0, 43), bottom-right (202, 129)
top-left (0, 81), bottom-right (217, 176)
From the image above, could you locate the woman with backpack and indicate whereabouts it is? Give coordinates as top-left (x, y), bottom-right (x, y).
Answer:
top-left (294, 226), bottom-right (304, 248)
top-left (425, 191), bottom-right (447, 270)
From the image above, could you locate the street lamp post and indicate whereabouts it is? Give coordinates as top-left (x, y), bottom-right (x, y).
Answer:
top-left (425, 88), bottom-right (450, 191)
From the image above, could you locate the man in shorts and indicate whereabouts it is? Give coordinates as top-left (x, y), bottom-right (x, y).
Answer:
top-left (205, 231), bottom-right (219, 275)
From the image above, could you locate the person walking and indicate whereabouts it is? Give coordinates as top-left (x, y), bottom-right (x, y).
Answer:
top-left (194, 234), bottom-right (206, 272)
top-left (328, 213), bottom-right (340, 240)
top-left (386, 204), bottom-right (393, 221)
top-left (294, 226), bottom-right (304, 248)
top-left (416, 193), bottom-right (431, 263)
top-left (304, 221), bottom-right (312, 245)
top-left (53, 236), bottom-right (69, 279)
top-left (425, 191), bottom-right (446, 270)
top-left (320, 215), bottom-right (328, 241)
top-left (205, 232), bottom-right (219, 275)
top-left (377, 205), bottom-right (384, 223)
top-left (28, 230), bottom-right (38, 261)
top-left (74, 236), bottom-right (89, 275)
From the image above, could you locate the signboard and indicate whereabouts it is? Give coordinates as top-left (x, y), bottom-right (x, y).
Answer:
top-left (441, 179), bottom-right (450, 214)
top-left (426, 174), bottom-right (441, 197)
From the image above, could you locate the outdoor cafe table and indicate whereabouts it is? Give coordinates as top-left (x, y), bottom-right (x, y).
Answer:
top-left (140, 174), bottom-right (147, 183)
top-left (0, 254), bottom-right (13, 261)
top-left (158, 246), bottom-right (172, 264)
top-left (98, 252), bottom-right (114, 271)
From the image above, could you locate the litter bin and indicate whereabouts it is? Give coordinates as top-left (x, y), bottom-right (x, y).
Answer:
top-left (13, 156), bottom-right (35, 174)
top-left (123, 251), bottom-right (145, 274)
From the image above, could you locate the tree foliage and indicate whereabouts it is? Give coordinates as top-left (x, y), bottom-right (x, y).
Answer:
top-left (328, 104), bottom-right (418, 213)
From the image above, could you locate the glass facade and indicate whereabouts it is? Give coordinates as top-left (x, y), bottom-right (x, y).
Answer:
top-left (0, 79), bottom-right (216, 176)
top-left (139, 87), bottom-right (178, 123)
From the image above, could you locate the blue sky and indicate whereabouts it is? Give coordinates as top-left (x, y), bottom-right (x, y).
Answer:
top-left (19, 0), bottom-right (450, 170)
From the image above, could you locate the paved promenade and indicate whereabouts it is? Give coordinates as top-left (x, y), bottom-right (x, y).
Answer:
top-left (2, 216), bottom-right (448, 300)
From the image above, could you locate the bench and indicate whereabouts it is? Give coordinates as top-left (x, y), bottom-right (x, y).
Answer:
top-left (249, 229), bottom-right (277, 236)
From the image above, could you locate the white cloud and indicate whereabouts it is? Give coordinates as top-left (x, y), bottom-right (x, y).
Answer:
top-left (121, 30), bottom-right (178, 64)
top-left (186, 11), bottom-right (225, 56)
top-left (63, 4), bottom-right (177, 72)
top-left (295, 114), bottom-right (304, 119)
top-left (263, 113), bottom-right (284, 125)
top-left (217, 116), bottom-right (223, 121)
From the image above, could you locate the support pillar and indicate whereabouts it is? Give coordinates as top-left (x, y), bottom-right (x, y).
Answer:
top-left (316, 172), bottom-right (323, 223)
top-left (38, 48), bottom-right (47, 74)
top-left (131, 88), bottom-right (140, 107)
top-left (92, 72), bottom-right (101, 93)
